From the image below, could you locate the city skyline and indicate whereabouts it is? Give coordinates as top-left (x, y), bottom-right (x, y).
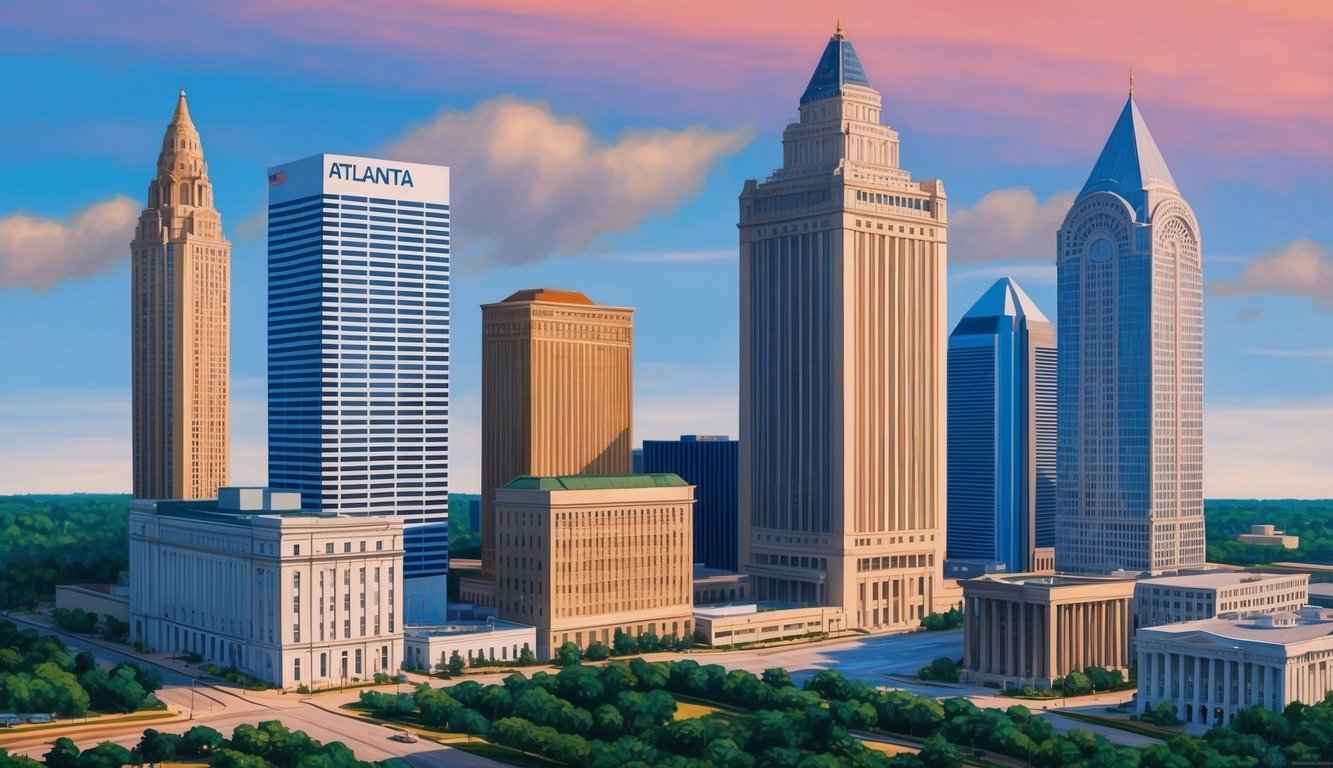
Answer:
top-left (2, 3), bottom-right (1332, 498)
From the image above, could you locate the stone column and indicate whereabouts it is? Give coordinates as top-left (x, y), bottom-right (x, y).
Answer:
top-left (1193, 655), bottom-right (1202, 719)
top-left (1142, 648), bottom-right (1153, 704)
top-left (1223, 658), bottom-right (1233, 721)
top-left (1016, 601), bottom-right (1027, 679)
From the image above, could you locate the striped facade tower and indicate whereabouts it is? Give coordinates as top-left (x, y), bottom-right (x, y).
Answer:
top-left (739, 24), bottom-right (948, 631)
top-left (130, 90), bottom-right (230, 500)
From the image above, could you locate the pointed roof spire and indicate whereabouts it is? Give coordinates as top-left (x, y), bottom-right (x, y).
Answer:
top-left (1129, 68), bottom-right (1134, 98)
top-left (1078, 92), bottom-right (1178, 215)
top-left (800, 22), bottom-right (870, 104)
top-left (961, 277), bottom-right (1051, 324)
top-left (170, 87), bottom-right (193, 127)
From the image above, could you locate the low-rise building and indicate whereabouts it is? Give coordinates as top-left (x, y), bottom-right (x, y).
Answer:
top-left (693, 602), bottom-right (846, 646)
top-left (694, 564), bottom-right (751, 605)
top-left (1238, 525), bottom-right (1300, 549)
top-left (1137, 606), bottom-right (1333, 731)
top-left (494, 474), bottom-right (695, 657)
top-left (961, 573), bottom-right (1137, 688)
top-left (1135, 572), bottom-right (1309, 630)
top-left (1307, 583), bottom-right (1333, 609)
top-left (404, 619), bottom-right (537, 671)
top-left (55, 584), bottom-right (130, 625)
top-left (129, 487), bottom-right (404, 688)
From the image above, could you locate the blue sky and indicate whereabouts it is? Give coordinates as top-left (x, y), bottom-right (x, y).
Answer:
top-left (1, 2), bottom-right (1331, 497)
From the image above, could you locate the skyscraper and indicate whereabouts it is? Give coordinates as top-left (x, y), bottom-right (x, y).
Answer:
top-left (1054, 92), bottom-right (1204, 575)
top-left (947, 278), bottom-right (1056, 573)
top-left (267, 153), bottom-right (451, 623)
top-left (643, 435), bottom-right (740, 572)
top-left (477, 289), bottom-right (633, 583)
top-left (739, 24), bottom-right (948, 631)
top-left (131, 90), bottom-right (230, 500)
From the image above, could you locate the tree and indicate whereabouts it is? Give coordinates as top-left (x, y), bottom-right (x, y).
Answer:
top-left (920, 732), bottom-right (963, 768)
top-left (178, 725), bottom-right (224, 757)
top-left (554, 642), bottom-right (582, 667)
top-left (1059, 670), bottom-right (1093, 697)
top-left (43, 739), bottom-right (81, 768)
top-left (1142, 701), bottom-right (1181, 726)
top-left (918, 657), bottom-right (960, 683)
top-left (211, 750), bottom-right (268, 768)
top-left (517, 644), bottom-right (537, 666)
top-left (135, 730), bottom-right (180, 768)
top-left (613, 629), bottom-right (638, 656)
top-left (447, 649), bottom-right (465, 676)
top-left (584, 641), bottom-right (612, 661)
top-left (762, 668), bottom-right (793, 689)
top-left (448, 707), bottom-right (490, 741)
top-left (75, 742), bottom-right (132, 768)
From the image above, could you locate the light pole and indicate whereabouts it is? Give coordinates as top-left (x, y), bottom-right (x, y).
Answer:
top-left (189, 678), bottom-right (196, 720)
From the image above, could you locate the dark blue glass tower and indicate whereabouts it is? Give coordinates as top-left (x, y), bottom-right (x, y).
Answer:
top-left (947, 278), bottom-right (1056, 572)
top-left (643, 435), bottom-right (739, 572)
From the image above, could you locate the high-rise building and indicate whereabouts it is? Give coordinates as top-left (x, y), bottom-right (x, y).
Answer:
top-left (644, 435), bottom-right (739, 572)
top-left (947, 278), bottom-right (1056, 573)
top-left (267, 153), bottom-right (451, 624)
top-left (738, 24), bottom-right (948, 631)
top-left (131, 90), bottom-right (230, 500)
top-left (477, 289), bottom-right (633, 581)
top-left (493, 474), bottom-right (694, 657)
top-left (1054, 91), bottom-right (1204, 575)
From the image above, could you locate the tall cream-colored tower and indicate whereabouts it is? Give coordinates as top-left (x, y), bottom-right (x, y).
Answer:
top-left (479, 289), bottom-right (634, 579)
top-left (130, 90), bottom-right (230, 500)
top-left (739, 25), bottom-right (948, 631)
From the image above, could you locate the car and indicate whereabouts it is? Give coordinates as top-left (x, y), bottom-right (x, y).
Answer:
top-left (0, 713), bottom-right (19, 727)
top-left (389, 730), bottom-right (418, 743)
top-left (26, 714), bottom-right (53, 724)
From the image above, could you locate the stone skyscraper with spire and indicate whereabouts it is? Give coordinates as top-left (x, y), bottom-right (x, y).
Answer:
top-left (130, 90), bottom-right (230, 500)
top-left (1054, 87), bottom-right (1205, 574)
top-left (739, 24), bottom-right (948, 631)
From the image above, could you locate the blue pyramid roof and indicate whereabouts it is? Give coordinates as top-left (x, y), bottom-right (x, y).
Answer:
top-left (962, 278), bottom-right (1050, 324)
top-left (800, 32), bottom-right (871, 105)
top-left (1079, 97), bottom-right (1178, 215)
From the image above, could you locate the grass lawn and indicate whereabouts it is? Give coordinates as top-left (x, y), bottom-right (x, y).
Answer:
top-left (1056, 710), bottom-right (1181, 739)
top-left (862, 740), bottom-right (917, 756)
top-left (673, 700), bottom-right (723, 720)
top-left (450, 741), bottom-right (564, 768)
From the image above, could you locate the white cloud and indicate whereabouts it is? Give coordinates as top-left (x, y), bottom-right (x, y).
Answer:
top-left (949, 187), bottom-right (1075, 263)
top-left (1206, 398), bottom-right (1333, 498)
top-left (0, 196), bottom-right (139, 291)
top-left (1210, 239), bottom-right (1333, 307)
top-left (382, 96), bottom-right (750, 269)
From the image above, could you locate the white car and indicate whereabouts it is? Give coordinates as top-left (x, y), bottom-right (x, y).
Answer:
top-left (390, 730), bottom-right (419, 743)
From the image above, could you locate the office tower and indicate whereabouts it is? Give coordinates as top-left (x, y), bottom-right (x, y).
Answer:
top-left (947, 278), bottom-right (1056, 573)
top-left (644, 435), bottom-right (740, 572)
top-left (738, 24), bottom-right (948, 631)
top-left (1054, 90), bottom-right (1204, 575)
top-left (478, 289), bottom-right (633, 581)
top-left (129, 487), bottom-right (403, 688)
top-left (493, 474), bottom-right (694, 657)
top-left (130, 90), bottom-right (230, 500)
top-left (267, 153), bottom-right (451, 624)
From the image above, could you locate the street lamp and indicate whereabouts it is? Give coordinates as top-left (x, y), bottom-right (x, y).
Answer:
top-left (189, 678), bottom-right (196, 720)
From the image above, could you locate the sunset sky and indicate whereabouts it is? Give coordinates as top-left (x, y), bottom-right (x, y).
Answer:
top-left (2, 1), bottom-right (1331, 497)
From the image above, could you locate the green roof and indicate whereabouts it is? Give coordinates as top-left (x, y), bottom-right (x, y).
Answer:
top-left (502, 473), bottom-right (688, 491)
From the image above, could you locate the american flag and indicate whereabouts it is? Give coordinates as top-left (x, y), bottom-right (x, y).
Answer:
top-left (268, 170), bottom-right (287, 186)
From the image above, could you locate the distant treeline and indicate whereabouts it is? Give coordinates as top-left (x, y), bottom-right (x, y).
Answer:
top-left (1205, 499), bottom-right (1333, 567)
top-left (0, 495), bottom-right (129, 609)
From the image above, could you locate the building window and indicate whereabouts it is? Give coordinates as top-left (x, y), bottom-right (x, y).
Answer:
top-left (294, 658), bottom-right (301, 681)
top-left (294, 544), bottom-right (301, 556)
top-left (355, 649), bottom-right (363, 675)
top-left (325, 543), bottom-right (334, 554)
top-left (320, 653), bottom-right (327, 677)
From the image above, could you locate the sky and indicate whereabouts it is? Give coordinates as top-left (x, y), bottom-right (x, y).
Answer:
top-left (1, 0), bottom-right (1331, 498)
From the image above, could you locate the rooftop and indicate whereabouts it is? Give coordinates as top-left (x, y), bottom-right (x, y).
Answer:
top-left (800, 22), bottom-right (871, 105)
top-left (1141, 607), bottom-right (1333, 646)
top-left (405, 619), bottom-right (533, 638)
top-left (500, 288), bottom-right (594, 305)
top-left (1078, 96), bottom-right (1178, 216)
top-left (1137, 571), bottom-right (1307, 590)
top-left (977, 573), bottom-right (1136, 588)
top-left (959, 277), bottom-right (1050, 324)
top-left (502, 473), bottom-right (688, 491)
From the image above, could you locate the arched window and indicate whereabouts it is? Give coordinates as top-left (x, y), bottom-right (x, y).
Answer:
top-left (180, 183), bottom-right (190, 206)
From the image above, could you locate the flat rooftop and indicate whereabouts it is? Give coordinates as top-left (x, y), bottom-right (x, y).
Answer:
top-left (977, 573), bottom-right (1136, 588)
top-left (503, 473), bottom-right (687, 491)
top-left (1138, 571), bottom-right (1305, 590)
top-left (694, 600), bottom-right (800, 617)
top-left (406, 619), bottom-right (533, 638)
top-left (1141, 608), bottom-right (1333, 645)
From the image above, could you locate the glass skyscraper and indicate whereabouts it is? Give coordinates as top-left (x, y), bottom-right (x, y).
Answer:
top-left (267, 153), bottom-right (451, 623)
top-left (643, 435), bottom-right (739, 572)
top-left (947, 278), bottom-right (1056, 573)
top-left (1055, 94), bottom-right (1205, 575)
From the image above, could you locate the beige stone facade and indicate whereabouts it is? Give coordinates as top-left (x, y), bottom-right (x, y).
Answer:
top-left (131, 91), bottom-right (230, 500)
top-left (493, 474), bottom-right (694, 657)
top-left (693, 603), bottom-right (846, 647)
top-left (961, 574), bottom-right (1136, 688)
top-left (738, 28), bottom-right (946, 633)
top-left (478, 289), bottom-right (634, 586)
top-left (1238, 525), bottom-right (1300, 549)
top-left (1135, 571), bottom-right (1308, 629)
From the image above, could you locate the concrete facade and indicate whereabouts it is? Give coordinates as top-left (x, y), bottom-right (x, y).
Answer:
top-left (738, 25), bottom-right (947, 633)
top-left (493, 474), bottom-right (694, 657)
top-left (1055, 94), bottom-right (1205, 575)
top-left (693, 603), bottom-right (846, 647)
top-left (1138, 606), bottom-right (1333, 731)
top-left (961, 574), bottom-right (1136, 688)
top-left (477, 289), bottom-right (634, 589)
top-left (131, 90), bottom-right (230, 500)
top-left (1238, 525), bottom-right (1300, 549)
top-left (1135, 572), bottom-right (1309, 629)
top-left (54, 585), bottom-right (130, 625)
top-left (129, 488), bottom-right (403, 688)
top-left (694, 564), bottom-right (752, 605)
top-left (404, 620), bottom-right (536, 671)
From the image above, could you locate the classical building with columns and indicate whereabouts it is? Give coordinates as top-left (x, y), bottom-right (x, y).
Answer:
top-left (1137, 606), bottom-right (1333, 732)
top-left (961, 574), bottom-right (1136, 688)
